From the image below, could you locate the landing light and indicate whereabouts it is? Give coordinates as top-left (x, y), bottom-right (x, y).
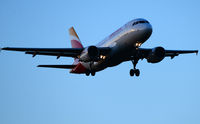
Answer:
top-left (135, 42), bottom-right (142, 47)
top-left (100, 55), bottom-right (106, 59)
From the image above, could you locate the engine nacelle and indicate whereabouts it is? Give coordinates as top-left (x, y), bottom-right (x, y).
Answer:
top-left (79, 46), bottom-right (100, 62)
top-left (146, 47), bottom-right (165, 63)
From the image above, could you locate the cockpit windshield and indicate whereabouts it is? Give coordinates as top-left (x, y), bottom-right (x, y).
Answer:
top-left (132, 20), bottom-right (149, 26)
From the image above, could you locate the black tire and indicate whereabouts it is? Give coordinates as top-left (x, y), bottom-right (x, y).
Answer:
top-left (130, 69), bottom-right (134, 76)
top-left (91, 72), bottom-right (96, 76)
top-left (85, 72), bottom-right (90, 76)
top-left (135, 69), bottom-right (140, 77)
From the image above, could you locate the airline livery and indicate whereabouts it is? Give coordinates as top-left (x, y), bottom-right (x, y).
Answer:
top-left (1, 18), bottom-right (198, 77)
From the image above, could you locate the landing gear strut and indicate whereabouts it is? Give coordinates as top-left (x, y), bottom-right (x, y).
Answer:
top-left (130, 59), bottom-right (140, 77)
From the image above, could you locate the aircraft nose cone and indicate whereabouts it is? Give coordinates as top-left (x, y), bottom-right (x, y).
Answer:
top-left (139, 24), bottom-right (152, 41)
top-left (143, 24), bottom-right (152, 34)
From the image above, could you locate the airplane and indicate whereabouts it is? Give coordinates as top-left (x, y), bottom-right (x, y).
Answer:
top-left (1, 18), bottom-right (198, 77)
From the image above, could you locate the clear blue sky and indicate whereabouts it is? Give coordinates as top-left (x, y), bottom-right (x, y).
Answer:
top-left (0, 0), bottom-right (200, 124)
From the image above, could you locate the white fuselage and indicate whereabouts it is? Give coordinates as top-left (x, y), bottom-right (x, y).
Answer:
top-left (82, 18), bottom-right (152, 72)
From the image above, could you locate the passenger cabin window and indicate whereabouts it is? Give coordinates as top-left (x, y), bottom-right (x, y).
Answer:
top-left (132, 20), bottom-right (149, 26)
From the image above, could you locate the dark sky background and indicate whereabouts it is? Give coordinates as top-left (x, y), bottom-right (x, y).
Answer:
top-left (0, 0), bottom-right (200, 124)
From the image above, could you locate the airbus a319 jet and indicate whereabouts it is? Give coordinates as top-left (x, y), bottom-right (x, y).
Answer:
top-left (1, 18), bottom-right (198, 77)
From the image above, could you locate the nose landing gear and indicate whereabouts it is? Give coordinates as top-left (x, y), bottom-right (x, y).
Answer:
top-left (130, 59), bottom-right (140, 77)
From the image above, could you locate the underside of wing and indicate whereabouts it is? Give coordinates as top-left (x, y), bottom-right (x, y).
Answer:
top-left (2, 47), bottom-right (112, 60)
top-left (37, 64), bottom-right (76, 69)
top-left (25, 51), bottom-right (78, 58)
top-left (165, 50), bottom-right (198, 58)
top-left (2, 47), bottom-right (84, 58)
top-left (137, 48), bottom-right (198, 59)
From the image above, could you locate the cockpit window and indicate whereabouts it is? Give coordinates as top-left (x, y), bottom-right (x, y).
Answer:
top-left (132, 20), bottom-right (149, 26)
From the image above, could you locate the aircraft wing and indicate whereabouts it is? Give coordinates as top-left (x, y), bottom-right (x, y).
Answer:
top-left (1, 47), bottom-right (111, 58)
top-left (1, 47), bottom-right (83, 58)
top-left (137, 48), bottom-right (198, 59)
top-left (164, 50), bottom-right (198, 59)
top-left (37, 64), bottom-right (76, 69)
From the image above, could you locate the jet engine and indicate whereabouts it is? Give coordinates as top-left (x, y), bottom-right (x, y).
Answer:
top-left (146, 47), bottom-right (165, 63)
top-left (79, 46), bottom-right (100, 62)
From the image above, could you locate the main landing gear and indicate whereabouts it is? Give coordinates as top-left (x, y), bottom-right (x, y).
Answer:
top-left (130, 59), bottom-right (140, 77)
top-left (86, 62), bottom-right (96, 76)
top-left (85, 71), bottom-right (96, 76)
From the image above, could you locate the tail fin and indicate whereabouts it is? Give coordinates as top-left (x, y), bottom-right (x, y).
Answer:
top-left (69, 27), bottom-right (83, 65)
top-left (69, 27), bottom-right (83, 48)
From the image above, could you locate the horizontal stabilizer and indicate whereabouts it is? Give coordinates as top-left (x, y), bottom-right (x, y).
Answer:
top-left (37, 65), bottom-right (76, 69)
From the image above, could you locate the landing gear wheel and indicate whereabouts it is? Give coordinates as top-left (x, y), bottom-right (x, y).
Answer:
top-left (130, 59), bottom-right (140, 77)
top-left (91, 72), bottom-right (96, 76)
top-left (129, 69), bottom-right (140, 77)
top-left (135, 69), bottom-right (140, 77)
top-left (130, 69), bottom-right (134, 76)
top-left (85, 72), bottom-right (90, 76)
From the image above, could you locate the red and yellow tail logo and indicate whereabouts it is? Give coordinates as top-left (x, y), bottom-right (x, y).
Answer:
top-left (69, 27), bottom-right (84, 66)
top-left (69, 27), bottom-right (83, 48)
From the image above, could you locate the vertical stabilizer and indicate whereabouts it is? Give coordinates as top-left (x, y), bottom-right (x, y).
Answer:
top-left (69, 27), bottom-right (83, 48)
top-left (69, 27), bottom-right (83, 65)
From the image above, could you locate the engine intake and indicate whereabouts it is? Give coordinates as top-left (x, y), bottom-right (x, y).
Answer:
top-left (79, 46), bottom-right (100, 62)
top-left (88, 46), bottom-right (99, 60)
top-left (146, 47), bottom-right (165, 63)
